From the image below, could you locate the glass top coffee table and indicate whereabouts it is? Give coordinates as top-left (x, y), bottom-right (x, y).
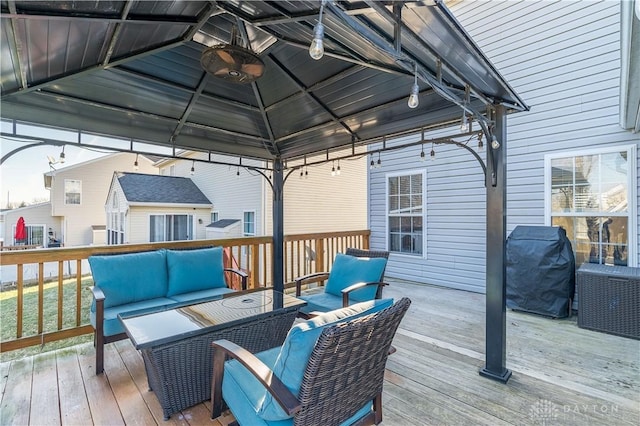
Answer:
top-left (119, 288), bottom-right (306, 420)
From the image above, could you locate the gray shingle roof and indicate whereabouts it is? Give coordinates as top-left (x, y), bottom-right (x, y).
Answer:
top-left (117, 173), bottom-right (211, 205)
top-left (206, 219), bottom-right (240, 228)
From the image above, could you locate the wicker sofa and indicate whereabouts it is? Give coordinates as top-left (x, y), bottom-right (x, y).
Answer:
top-left (88, 246), bottom-right (247, 374)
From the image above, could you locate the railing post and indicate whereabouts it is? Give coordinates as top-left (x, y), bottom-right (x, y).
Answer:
top-left (315, 239), bottom-right (325, 274)
top-left (251, 243), bottom-right (260, 288)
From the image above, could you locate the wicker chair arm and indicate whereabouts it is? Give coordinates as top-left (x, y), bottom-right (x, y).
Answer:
top-left (224, 268), bottom-right (248, 290)
top-left (211, 339), bottom-right (301, 417)
top-left (294, 272), bottom-right (330, 296)
top-left (341, 282), bottom-right (387, 307)
top-left (91, 286), bottom-right (105, 302)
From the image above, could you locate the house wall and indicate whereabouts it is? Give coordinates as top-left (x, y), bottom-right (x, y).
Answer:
top-left (1, 203), bottom-right (61, 247)
top-left (273, 149), bottom-right (368, 235)
top-left (159, 153), bottom-right (266, 237)
top-left (49, 152), bottom-right (156, 246)
top-left (370, 0), bottom-right (640, 292)
top-left (127, 205), bottom-right (213, 244)
top-left (161, 150), bottom-right (368, 237)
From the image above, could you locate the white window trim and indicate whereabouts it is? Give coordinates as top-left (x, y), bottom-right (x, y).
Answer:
top-left (384, 169), bottom-right (427, 259)
top-left (543, 144), bottom-right (637, 267)
top-left (243, 210), bottom-right (256, 236)
top-left (211, 210), bottom-right (220, 223)
top-left (148, 213), bottom-right (195, 242)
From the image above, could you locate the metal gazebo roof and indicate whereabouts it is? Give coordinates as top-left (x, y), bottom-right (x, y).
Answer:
top-left (1, 0), bottom-right (527, 162)
top-left (1, 0), bottom-right (527, 384)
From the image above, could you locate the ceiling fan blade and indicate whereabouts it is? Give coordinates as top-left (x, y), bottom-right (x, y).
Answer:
top-left (213, 67), bottom-right (231, 76)
top-left (241, 63), bottom-right (264, 78)
top-left (216, 50), bottom-right (236, 65)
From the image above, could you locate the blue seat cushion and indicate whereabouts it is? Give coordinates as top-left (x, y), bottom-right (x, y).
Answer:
top-left (89, 250), bottom-right (168, 309)
top-left (166, 247), bottom-right (226, 296)
top-left (168, 287), bottom-right (235, 303)
top-left (257, 298), bottom-right (394, 421)
top-left (223, 348), bottom-right (373, 426)
top-left (297, 293), bottom-right (343, 315)
top-left (324, 253), bottom-right (387, 302)
top-left (90, 297), bottom-right (175, 336)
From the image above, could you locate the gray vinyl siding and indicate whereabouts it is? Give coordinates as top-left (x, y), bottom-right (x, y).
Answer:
top-left (369, 0), bottom-right (640, 293)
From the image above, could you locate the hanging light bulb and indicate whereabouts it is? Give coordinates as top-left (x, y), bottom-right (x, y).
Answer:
top-left (331, 160), bottom-right (336, 176)
top-left (419, 129), bottom-right (426, 161)
top-left (459, 112), bottom-right (468, 132)
top-left (190, 160), bottom-right (195, 176)
top-left (408, 64), bottom-right (419, 109)
top-left (59, 146), bottom-right (66, 163)
top-left (376, 152), bottom-right (382, 168)
top-left (491, 134), bottom-right (500, 150)
top-left (134, 154), bottom-right (139, 170)
top-left (236, 166), bottom-right (240, 176)
top-left (336, 160), bottom-right (341, 175)
top-left (300, 168), bottom-right (304, 178)
top-left (370, 153), bottom-right (375, 170)
top-left (305, 167), bottom-right (309, 178)
top-left (309, 1), bottom-right (326, 60)
top-left (430, 143), bottom-right (436, 161)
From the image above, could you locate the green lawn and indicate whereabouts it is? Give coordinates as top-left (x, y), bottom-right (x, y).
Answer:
top-left (0, 277), bottom-right (94, 363)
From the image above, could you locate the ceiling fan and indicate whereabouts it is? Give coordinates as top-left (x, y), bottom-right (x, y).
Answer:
top-left (200, 26), bottom-right (265, 84)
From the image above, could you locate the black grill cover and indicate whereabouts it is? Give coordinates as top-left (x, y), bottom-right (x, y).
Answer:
top-left (506, 226), bottom-right (575, 318)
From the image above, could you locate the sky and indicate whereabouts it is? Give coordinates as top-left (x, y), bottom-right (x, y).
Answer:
top-left (1, 138), bottom-right (109, 208)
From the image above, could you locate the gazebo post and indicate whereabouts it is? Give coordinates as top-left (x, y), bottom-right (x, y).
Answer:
top-left (272, 157), bottom-right (285, 305)
top-left (480, 104), bottom-right (512, 383)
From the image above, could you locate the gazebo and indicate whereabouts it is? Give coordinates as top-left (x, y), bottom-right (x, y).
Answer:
top-left (0, 0), bottom-right (528, 382)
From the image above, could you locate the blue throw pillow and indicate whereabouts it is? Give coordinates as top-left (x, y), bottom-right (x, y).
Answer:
top-left (324, 253), bottom-right (387, 302)
top-left (89, 250), bottom-right (168, 309)
top-left (166, 247), bottom-right (226, 296)
top-left (257, 298), bottom-right (394, 421)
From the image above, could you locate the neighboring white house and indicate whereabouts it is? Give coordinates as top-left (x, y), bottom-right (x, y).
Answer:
top-left (0, 152), bottom-right (156, 247)
top-left (105, 172), bottom-right (213, 244)
top-left (156, 149), bottom-right (368, 238)
top-left (369, 0), bottom-right (640, 293)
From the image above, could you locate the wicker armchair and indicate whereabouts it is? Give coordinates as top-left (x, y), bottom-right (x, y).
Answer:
top-left (211, 297), bottom-right (411, 425)
top-left (294, 248), bottom-right (390, 318)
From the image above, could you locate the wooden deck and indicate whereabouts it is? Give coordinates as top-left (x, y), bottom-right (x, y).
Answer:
top-left (1, 280), bottom-right (638, 425)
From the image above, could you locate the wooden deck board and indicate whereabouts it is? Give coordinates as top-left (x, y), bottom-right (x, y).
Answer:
top-left (56, 347), bottom-right (93, 426)
top-left (30, 351), bottom-right (61, 426)
top-left (0, 280), bottom-right (637, 425)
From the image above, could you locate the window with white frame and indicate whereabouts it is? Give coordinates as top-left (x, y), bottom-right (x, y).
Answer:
top-left (211, 211), bottom-right (219, 223)
top-left (107, 191), bottom-right (125, 245)
top-left (64, 179), bottom-right (81, 205)
top-left (387, 171), bottom-right (424, 255)
top-left (14, 224), bottom-right (45, 246)
top-left (149, 214), bottom-right (193, 242)
top-left (546, 145), bottom-right (636, 267)
top-left (243, 211), bottom-right (256, 236)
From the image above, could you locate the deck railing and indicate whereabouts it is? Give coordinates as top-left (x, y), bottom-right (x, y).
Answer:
top-left (0, 230), bottom-right (370, 353)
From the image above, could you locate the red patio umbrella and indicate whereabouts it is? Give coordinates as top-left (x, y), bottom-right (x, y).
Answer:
top-left (14, 216), bottom-right (26, 243)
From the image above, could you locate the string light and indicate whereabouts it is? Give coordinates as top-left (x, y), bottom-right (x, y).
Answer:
top-left (408, 63), bottom-right (419, 109)
top-left (59, 146), bottom-right (66, 163)
top-left (376, 152), bottom-right (382, 168)
top-left (331, 160), bottom-right (336, 176)
top-left (430, 142), bottom-right (435, 161)
top-left (309, 0), bottom-right (327, 60)
top-left (419, 128), bottom-right (426, 161)
top-left (190, 160), bottom-right (195, 176)
top-left (134, 153), bottom-right (139, 170)
top-left (370, 153), bottom-right (375, 170)
top-left (336, 160), bottom-right (341, 175)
